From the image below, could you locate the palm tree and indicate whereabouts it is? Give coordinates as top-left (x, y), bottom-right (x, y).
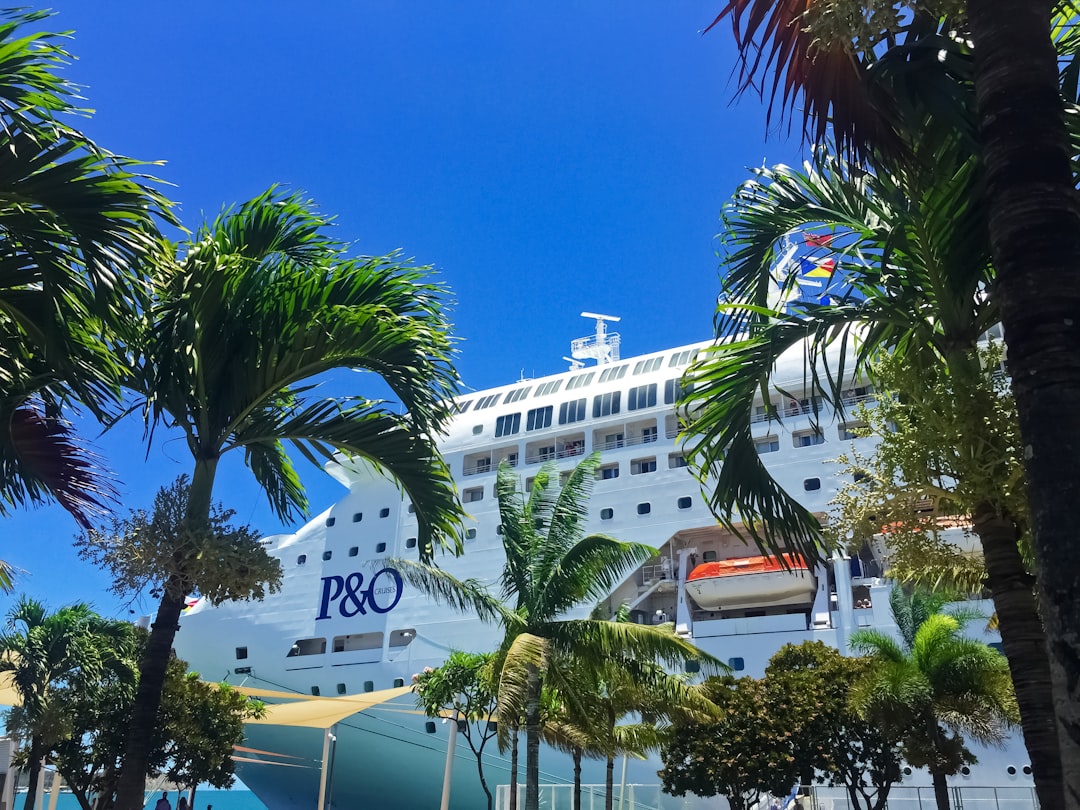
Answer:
top-left (679, 134), bottom-right (1060, 803)
top-left (0, 9), bottom-right (172, 533)
top-left (0, 598), bottom-right (135, 810)
top-left (703, 3), bottom-right (1080, 799)
top-left (397, 453), bottom-right (717, 810)
top-left (850, 590), bottom-right (1019, 810)
top-left (112, 189), bottom-right (463, 810)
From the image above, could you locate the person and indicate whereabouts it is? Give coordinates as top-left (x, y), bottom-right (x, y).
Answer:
top-left (177, 797), bottom-right (189, 810)
top-left (660, 555), bottom-right (672, 579)
top-left (154, 792), bottom-right (171, 810)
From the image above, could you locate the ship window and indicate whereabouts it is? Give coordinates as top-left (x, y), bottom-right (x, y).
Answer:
top-left (454, 400), bottom-right (473, 414)
top-left (495, 413), bottom-right (521, 437)
top-left (803, 477), bottom-right (821, 492)
top-left (235, 647), bottom-right (248, 660)
top-left (592, 391), bottom-right (621, 418)
top-left (374, 543), bottom-right (385, 554)
top-left (425, 721), bottom-right (437, 733)
top-left (751, 402), bottom-right (777, 423)
top-left (664, 378), bottom-right (687, 405)
top-left (754, 436), bottom-right (780, 454)
top-left (337, 683), bottom-right (347, 695)
top-left (407, 504), bottom-right (415, 514)
top-left (463, 487), bottom-right (483, 503)
top-left (838, 421), bottom-right (867, 441)
top-left (380, 507), bottom-right (391, 518)
top-left (669, 453), bottom-right (688, 469)
top-left (601, 508), bottom-right (614, 520)
top-left (637, 502), bottom-right (651, 515)
top-left (684, 660), bottom-right (700, 673)
top-left (288, 638), bottom-right (326, 657)
top-left (1023, 766), bottom-right (1032, 776)
top-left (627, 384), bottom-right (657, 411)
top-left (566, 371), bottom-right (595, 390)
top-left (597, 464), bottom-right (619, 480)
top-left (390, 629), bottom-right (416, 647)
top-left (631, 457), bottom-right (657, 475)
top-left (504, 386), bottom-right (532, 403)
top-left (728, 657), bottom-right (745, 671)
top-left (558, 398), bottom-right (587, 425)
top-left (333, 632), bottom-right (383, 653)
top-left (527, 406), bottom-right (553, 431)
top-left (364, 681), bottom-right (375, 693)
top-left (793, 429), bottom-right (825, 448)
top-left (406, 537), bottom-right (417, 549)
top-left (642, 425), bottom-right (658, 443)
top-left (297, 555), bottom-right (307, 565)
top-left (352, 512), bottom-right (362, 523)
top-left (496, 524), bottom-right (504, 535)
top-left (525, 477), bottom-right (535, 492)
top-left (394, 678), bottom-right (405, 688)
top-left (465, 528), bottom-right (477, 540)
top-left (311, 686), bottom-right (320, 696)
top-left (535, 380), bottom-right (563, 397)
top-left (853, 470), bottom-right (871, 484)
top-left (633, 357), bottom-right (663, 375)
top-left (472, 425), bottom-right (483, 435)
top-left (702, 550), bottom-right (717, 563)
top-left (322, 550), bottom-right (332, 561)
top-left (677, 496), bottom-right (692, 509)
top-left (474, 394), bottom-right (502, 410)
top-left (325, 517), bottom-right (336, 527)
top-left (668, 348), bottom-right (698, 367)
top-left (598, 364), bottom-right (628, 383)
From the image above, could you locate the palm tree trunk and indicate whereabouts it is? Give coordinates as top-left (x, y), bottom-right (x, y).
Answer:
top-left (509, 729), bottom-right (519, 810)
top-left (525, 665), bottom-right (541, 810)
top-left (604, 755), bottom-right (614, 810)
top-left (116, 459), bottom-right (218, 810)
top-left (572, 748), bottom-right (582, 810)
top-left (930, 768), bottom-right (951, 810)
top-left (22, 737), bottom-right (42, 810)
top-left (967, 2), bottom-right (1080, 805)
top-left (972, 503), bottom-right (1062, 810)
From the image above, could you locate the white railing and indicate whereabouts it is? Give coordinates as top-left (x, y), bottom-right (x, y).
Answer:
top-left (595, 433), bottom-right (658, 452)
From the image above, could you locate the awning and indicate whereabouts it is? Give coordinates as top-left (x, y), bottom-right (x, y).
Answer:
top-left (238, 685), bottom-right (414, 729)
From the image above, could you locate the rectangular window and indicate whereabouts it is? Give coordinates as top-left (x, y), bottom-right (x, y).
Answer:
top-left (495, 413), bottom-right (521, 437)
top-left (474, 394), bottom-right (502, 410)
top-left (535, 380), bottom-right (563, 397)
top-left (752, 402), bottom-right (776, 423)
top-left (793, 429), bottom-right (825, 448)
top-left (755, 436), bottom-right (780, 454)
top-left (454, 400), bottom-right (473, 414)
top-left (642, 425), bottom-right (658, 443)
top-left (631, 457), bottom-right (657, 475)
top-left (504, 386), bottom-right (532, 404)
top-left (838, 422), bottom-right (866, 441)
top-left (559, 398), bottom-right (586, 425)
top-left (598, 464), bottom-right (619, 480)
top-left (598, 365), bottom-right (629, 383)
top-left (633, 357), bottom-right (663, 375)
top-left (592, 391), bottom-right (621, 418)
top-left (566, 372), bottom-right (595, 390)
top-left (664, 378), bottom-right (686, 405)
top-left (463, 487), bottom-right (483, 503)
top-left (527, 406), bottom-right (553, 431)
top-left (601, 432), bottom-right (624, 450)
top-left (668, 453), bottom-right (688, 469)
top-left (628, 384), bottom-right (657, 411)
top-left (668, 349), bottom-right (698, 368)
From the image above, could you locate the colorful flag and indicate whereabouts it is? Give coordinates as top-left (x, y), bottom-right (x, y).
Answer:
top-left (805, 232), bottom-right (833, 248)
top-left (798, 257), bottom-right (834, 280)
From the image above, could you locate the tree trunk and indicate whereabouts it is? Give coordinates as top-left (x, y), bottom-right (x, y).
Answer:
top-left (604, 755), bottom-right (614, 810)
top-left (968, 3), bottom-right (1080, 809)
top-left (572, 748), bottom-right (582, 810)
top-left (525, 665), bottom-right (541, 810)
top-left (930, 768), bottom-right (951, 810)
top-left (22, 737), bottom-right (42, 810)
top-left (509, 730), bottom-right (519, 810)
top-left (972, 503), bottom-right (1062, 809)
top-left (116, 459), bottom-right (218, 810)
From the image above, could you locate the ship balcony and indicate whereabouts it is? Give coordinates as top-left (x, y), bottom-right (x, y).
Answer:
top-left (463, 446), bottom-right (519, 476)
top-left (592, 418), bottom-right (658, 452)
top-left (525, 434), bottom-right (585, 464)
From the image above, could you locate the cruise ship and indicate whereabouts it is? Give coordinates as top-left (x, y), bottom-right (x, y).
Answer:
top-left (174, 315), bottom-right (1035, 810)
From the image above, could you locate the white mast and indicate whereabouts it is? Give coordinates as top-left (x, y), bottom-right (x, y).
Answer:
top-left (570, 312), bottom-right (621, 366)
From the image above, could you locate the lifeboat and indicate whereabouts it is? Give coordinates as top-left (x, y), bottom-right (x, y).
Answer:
top-left (685, 554), bottom-right (815, 611)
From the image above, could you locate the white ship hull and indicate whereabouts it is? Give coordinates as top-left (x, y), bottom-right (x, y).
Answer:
top-left (174, 337), bottom-right (1036, 809)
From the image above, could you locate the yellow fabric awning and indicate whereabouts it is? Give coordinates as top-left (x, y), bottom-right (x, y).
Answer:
top-left (243, 685), bottom-right (414, 729)
top-left (0, 672), bottom-right (20, 707)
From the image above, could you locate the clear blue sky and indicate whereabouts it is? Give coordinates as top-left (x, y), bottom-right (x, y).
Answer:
top-left (3, 2), bottom-right (799, 617)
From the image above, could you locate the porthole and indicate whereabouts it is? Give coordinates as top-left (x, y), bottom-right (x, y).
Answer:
top-left (235, 647), bottom-right (248, 660)
top-left (961, 767), bottom-right (971, 776)
top-left (408, 504), bottom-right (415, 514)
top-left (352, 512), bottom-right (363, 523)
top-left (677, 496), bottom-right (692, 509)
top-left (394, 677), bottom-right (405, 688)
top-left (728, 657), bottom-right (745, 671)
top-left (337, 683), bottom-right (347, 695)
top-left (1007, 766), bottom-right (1017, 776)
top-left (325, 517), bottom-right (336, 527)
top-left (685, 660), bottom-right (700, 673)
top-left (1023, 766), bottom-right (1032, 775)
top-left (311, 686), bottom-right (320, 696)
top-left (466, 528), bottom-right (477, 540)
top-left (376, 542), bottom-right (387, 553)
top-left (601, 508), bottom-right (613, 520)
top-left (380, 507), bottom-right (390, 518)
top-left (903, 767), bottom-right (912, 776)
top-left (425, 721), bottom-right (437, 733)
top-left (349, 546), bottom-right (359, 557)
top-left (496, 525), bottom-right (504, 535)
top-left (405, 538), bottom-right (417, 549)
top-left (297, 555), bottom-right (307, 565)
top-left (803, 477), bottom-right (821, 492)
top-left (637, 502), bottom-right (651, 515)
top-left (322, 550), bottom-right (332, 561)
top-left (472, 425), bottom-right (483, 435)
top-left (364, 681), bottom-right (374, 693)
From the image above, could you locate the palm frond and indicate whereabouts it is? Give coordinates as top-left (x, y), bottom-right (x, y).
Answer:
top-left (391, 559), bottom-right (515, 627)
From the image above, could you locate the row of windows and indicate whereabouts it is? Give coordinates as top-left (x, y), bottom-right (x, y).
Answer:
top-left (597, 495), bottom-right (695, 520)
top-left (296, 536), bottom-right (416, 564)
top-left (754, 422), bottom-right (866, 454)
top-left (324, 506), bottom-right (394, 528)
top-left (454, 350), bottom-right (701, 413)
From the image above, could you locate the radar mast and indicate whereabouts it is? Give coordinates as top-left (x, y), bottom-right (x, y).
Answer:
top-left (570, 312), bottom-right (621, 366)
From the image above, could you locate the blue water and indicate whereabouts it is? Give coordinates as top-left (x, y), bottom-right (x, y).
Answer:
top-left (41, 790), bottom-right (266, 810)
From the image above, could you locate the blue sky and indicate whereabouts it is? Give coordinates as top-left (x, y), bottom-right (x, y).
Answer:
top-left (3, 2), bottom-right (800, 617)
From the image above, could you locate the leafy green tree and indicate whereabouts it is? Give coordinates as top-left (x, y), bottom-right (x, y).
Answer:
top-left (850, 590), bottom-right (1019, 810)
top-left (0, 598), bottom-right (134, 810)
top-left (397, 453), bottom-right (715, 810)
top-left (659, 675), bottom-right (797, 810)
top-left (766, 642), bottom-right (902, 810)
top-left (413, 651), bottom-right (501, 810)
top-left (703, 3), bottom-right (1080, 798)
top-left (679, 134), bottom-right (1057, 802)
top-left (112, 189), bottom-right (463, 810)
top-left (0, 9), bottom-right (171, 536)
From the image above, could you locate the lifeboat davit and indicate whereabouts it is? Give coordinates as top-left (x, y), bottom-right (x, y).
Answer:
top-left (685, 554), bottom-right (815, 611)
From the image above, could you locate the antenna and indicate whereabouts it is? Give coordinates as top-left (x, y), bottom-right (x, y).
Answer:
top-left (570, 312), bottom-right (622, 365)
top-left (563, 356), bottom-right (585, 371)
top-left (580, 312), bottom-right (621, 323)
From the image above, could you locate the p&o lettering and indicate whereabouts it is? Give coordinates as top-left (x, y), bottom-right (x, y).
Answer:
top-left (316, 568), bottom-right (403, 619)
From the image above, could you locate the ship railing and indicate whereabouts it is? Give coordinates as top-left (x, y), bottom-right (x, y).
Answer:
top-left (783, 784), bottom-right (1037, 810)
top-left (463, 457), bottom-right (519, 476)
top-left (594, 433), bottom-right (658, 452)
top-left (748, 394), bottom-right (877, 424)
top-left (495, 783), bottom-right (716, 810)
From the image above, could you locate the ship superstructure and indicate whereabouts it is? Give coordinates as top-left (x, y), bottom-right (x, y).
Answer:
top-left (175, 318), bottom-right (1033, 809)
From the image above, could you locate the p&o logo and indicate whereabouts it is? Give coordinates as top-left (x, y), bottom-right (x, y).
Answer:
top-left (316, 568), bottom-right (403, 619)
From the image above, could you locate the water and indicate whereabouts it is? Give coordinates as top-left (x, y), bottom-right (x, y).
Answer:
top-left (34, 790), bottom-right (266, 810)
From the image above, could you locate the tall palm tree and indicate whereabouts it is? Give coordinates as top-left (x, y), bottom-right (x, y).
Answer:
top-left (0, 9), bottom-right (172, 532)
top-left (704, 3), bottom-right (1080, 799)
top-left (0, 598), bottom-right (134, 810)
top-left (850, 591), bottom-right (1019, 810)
top-left (679, 136), bottom-right (1060, 804)
top-left (112, 189), bottom-right (463, 810)
top-left (397, 453), bottom-right (717, 810)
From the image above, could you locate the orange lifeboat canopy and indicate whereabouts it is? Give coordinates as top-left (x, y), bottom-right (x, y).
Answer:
top-left (687, 553), bottom-right (809, 582)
